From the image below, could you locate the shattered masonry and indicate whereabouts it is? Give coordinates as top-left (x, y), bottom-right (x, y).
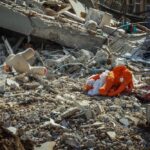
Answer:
top-left (0, 0), bottom-right (150, 150)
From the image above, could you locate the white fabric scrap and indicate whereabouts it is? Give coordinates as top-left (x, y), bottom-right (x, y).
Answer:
top-left (88, 70), bottom-right (109, 96)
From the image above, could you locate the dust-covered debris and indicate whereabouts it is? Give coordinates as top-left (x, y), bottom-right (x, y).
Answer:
top-left (0, 0), bottom-right (150, 150)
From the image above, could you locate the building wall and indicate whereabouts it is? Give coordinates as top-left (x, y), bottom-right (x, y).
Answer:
top-left (146, 0), bottom-right (150, 12)
top-left (99, 0), bottom-right (149, 16)
top-left (124, 0), bottom-right (145, 14)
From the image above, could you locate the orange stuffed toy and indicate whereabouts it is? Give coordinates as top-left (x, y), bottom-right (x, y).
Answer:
top-left (84, 70), bottom-right (110, 96)
top-left (84, 65), bottom-right (134, 96)
top-left (99, 65), bottom-right (133, 96)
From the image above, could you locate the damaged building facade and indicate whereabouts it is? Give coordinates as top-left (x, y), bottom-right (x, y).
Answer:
top-left (99, 0), bottom-right (150, 25)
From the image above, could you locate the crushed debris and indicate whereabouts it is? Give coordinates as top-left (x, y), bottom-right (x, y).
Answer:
top-left (0, 0), bottom-right (150, 150)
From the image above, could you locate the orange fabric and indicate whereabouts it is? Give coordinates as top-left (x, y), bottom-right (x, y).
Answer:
top-left (99, 71), bottom-right (114, 96)
top-left (89, 74), bottom-right (100, 80)
top-left (99, 65), bottom-right (133, 96)
top-left (108, 70), bottom-right (133, 96)
top-left (84, 65), bottom-right (133, 96)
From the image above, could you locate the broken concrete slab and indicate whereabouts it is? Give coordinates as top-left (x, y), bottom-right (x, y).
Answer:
top-left (68, 0), bottom-right (88, 18)
top-left (107, 131), bottom-right (116, 140)
top-left (31, 20), bottom-right (105, 50)
top-left (35, 141), bottom-right (56, 150)
top-left (99, 12), bottom-right (112, 28)
top-left (0, 3), bottom-right (33, 35)
top-left (7, 126), bottom-right (17, 135)
top-left (85, 8), bottom-right (104, 25)
top-left (86, 8), bottom-right (112, 28)
top-left (0, 2), bottom-right (105, 50)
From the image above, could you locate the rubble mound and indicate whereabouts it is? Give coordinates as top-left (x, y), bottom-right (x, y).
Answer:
top-left (0, 126), bottom-right (33, 150)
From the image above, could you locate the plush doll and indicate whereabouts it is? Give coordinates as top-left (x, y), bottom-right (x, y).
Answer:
top-left (4, 48), bottom-right (47, 76)
top-left (84, 65), bottom-right (133, 96)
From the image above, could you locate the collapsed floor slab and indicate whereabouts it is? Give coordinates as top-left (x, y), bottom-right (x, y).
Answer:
top-left (0, 4), bottom-right (33, 35)
top-left (0, 1), bottom-right (105, 50)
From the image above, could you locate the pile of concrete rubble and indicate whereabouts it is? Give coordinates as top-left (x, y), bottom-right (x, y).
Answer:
top-left (0, 0), bottom-right (150, 150)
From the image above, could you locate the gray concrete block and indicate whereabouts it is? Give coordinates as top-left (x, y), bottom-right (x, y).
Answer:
top-left (0, 5), bottom-right (33, 35)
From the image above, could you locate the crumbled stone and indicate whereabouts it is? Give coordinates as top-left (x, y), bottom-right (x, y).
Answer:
top-left (119, 118), bottom-right (129, 127)
top-left (107, 131), bottom-right (116, 140)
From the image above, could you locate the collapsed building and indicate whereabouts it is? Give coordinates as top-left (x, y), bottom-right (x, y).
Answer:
top-left (0, 0), bottom-right (106, 51)
top-left (0, 0), bottom-right (150, 150)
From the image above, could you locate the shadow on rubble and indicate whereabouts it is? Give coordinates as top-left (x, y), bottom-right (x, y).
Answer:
top-left (0, 125), bottom-right (34, 150)
top-left (0, 27), bottom-right (63, 52)
top-left (137, 122), bottom-right (150, 149)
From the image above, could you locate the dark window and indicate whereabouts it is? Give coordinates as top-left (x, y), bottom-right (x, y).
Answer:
top-left (147, 0), bottom-right (150, 4)
top-left (128, 5), bottom-right (134, 13)
top-left (136, 0), bottom-right (141, 3)
top-left (111, 1), bottom-right (121, 10)
top-left (146, 5), bottom-right (150, 15)
top-left (135, 4), bottom-right (140, 13)
top-left (129, 0), bottom-right (133, 4)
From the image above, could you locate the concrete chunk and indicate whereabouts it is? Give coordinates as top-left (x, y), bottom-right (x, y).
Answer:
top-left (0, 5), bottom-right (33, 35)
top-left (107, 131), bottom-right (116, 140)
top-left (61, 107), bottom-right (80, 118)
top-left (35, 141), bottom-right (56, 150)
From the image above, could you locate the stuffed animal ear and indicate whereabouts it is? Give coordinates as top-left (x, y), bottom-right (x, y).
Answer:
top-left (19, 48), bottom-right (35, 60)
